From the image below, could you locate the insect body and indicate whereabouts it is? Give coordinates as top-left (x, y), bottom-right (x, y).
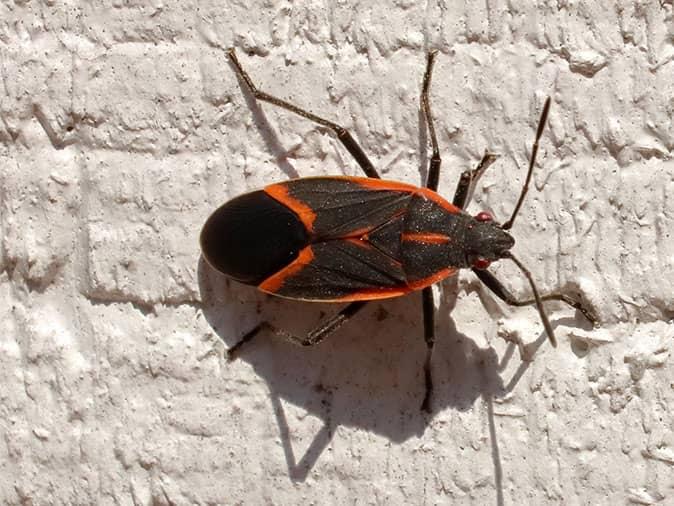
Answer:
top-left (201, 177), bottom-right (514, 301)
top-left (202, 49), bottom-right (595, 412)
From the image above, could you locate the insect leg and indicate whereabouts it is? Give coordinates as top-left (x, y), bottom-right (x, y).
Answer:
top-left (420, 51), bottom-right (441, 191)
top-left (452, 152), bottom-right (498, 210)
top-left (226, 301), bottom-right (368, 360)
top-left (228, 48), bottom-right (380, 179)
top-left (420, 287), bottom-right (435, 413)
top-left (418, 52), bottom-right (441, 412)
top-left (472, 268), bottom-right (597, 325)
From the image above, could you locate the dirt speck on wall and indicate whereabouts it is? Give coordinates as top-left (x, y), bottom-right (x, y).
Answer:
top-left (0, 2), bottom-right (672, 504)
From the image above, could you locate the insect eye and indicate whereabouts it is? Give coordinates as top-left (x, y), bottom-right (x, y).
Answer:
top-left (475, 211), bottom-right (493, 222)
top-left (472, 257), bottom-right (491, 270)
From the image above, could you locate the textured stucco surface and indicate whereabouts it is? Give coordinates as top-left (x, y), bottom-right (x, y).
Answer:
top-left (1, 1), bottom-right (673, 505)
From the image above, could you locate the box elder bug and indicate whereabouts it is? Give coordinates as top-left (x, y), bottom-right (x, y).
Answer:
top-left (201, 49), bottom-right (596, 412)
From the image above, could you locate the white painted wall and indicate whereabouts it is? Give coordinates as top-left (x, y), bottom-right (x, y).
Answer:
top-left (1, 1), bottom-right (673, 504)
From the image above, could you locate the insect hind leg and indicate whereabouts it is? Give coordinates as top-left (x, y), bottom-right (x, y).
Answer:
top-left (473, 268), bottom-right (597, 325)
top-left (420, 287), bottom-right (435, 413)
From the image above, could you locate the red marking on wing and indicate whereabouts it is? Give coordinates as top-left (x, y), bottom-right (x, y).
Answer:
top-left (354, 177), bottom-right (460, 215)
top-left (407, 268), bottom-right (458, 291)
top-left (334, 286), bottom-right (413, 301)
top-left (335, 267), bottom-right (458, 300)
top-left (344, 237), bottom-right (370, 248)
top-left (265, 183), bottom-right (317, 232)
top-left (355, 177), bottom-right (425, 193)
top-left (343, 226), bottom-right (375, 240)
top-left (416, 187), bottom-right (461, 214)
top-left (259, 246), bottom-right (315, 294)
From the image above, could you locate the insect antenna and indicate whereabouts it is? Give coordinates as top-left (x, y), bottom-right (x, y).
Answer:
top-left (502, 97), bottom-right (551, 231)
top-left (504, 251), bottom-right (557, 347)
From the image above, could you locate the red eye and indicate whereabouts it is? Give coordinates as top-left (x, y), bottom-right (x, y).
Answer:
top-left (475, 211), bottom-right (493, 222)
top-left (472, 257), bottom-right (491, 270)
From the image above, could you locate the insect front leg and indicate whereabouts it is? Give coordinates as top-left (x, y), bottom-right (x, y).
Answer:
top-left (420, 51), bottom-right (441, 192)
top-left (227, 301), bottom-right (368, 360)
top-left (419, 51), bottom-right (498, 206)
top-left (228, 48), bottom-right (380, 179)
top-left (472, 268), bottom-right (597, 326)
top-left (452, 152), bottom-right (498, 210)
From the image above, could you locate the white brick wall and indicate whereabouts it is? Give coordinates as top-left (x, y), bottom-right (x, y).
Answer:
top-left (1, 1), bottom-right (673, 504)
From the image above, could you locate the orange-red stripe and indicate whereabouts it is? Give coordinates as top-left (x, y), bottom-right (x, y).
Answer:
top-left (354, 176), bottom-right (460, 215)
top-left (355, 177), bottom-right (424, 193)
top-left (265, 183), bottom-right (317, 232)
top-left (259, 246), bottom-right (314, 294)
top-left (407, 268), bottom-right (458, 291)
top-left (334, 286), bottom-right (413, 301)
top-left (335, 267), bottom-right (458, 301)
top-left (401, 232), bottom-right (451, 244)
top-left (344, 237), bottom-right (371, 248)
top-left (343, 226), bottom-right (374, 240)
top-left (416, 187), bottom-right (461, 214)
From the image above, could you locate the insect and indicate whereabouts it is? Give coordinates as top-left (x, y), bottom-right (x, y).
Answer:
top-left (201, 48), bottom-right (596, 412)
